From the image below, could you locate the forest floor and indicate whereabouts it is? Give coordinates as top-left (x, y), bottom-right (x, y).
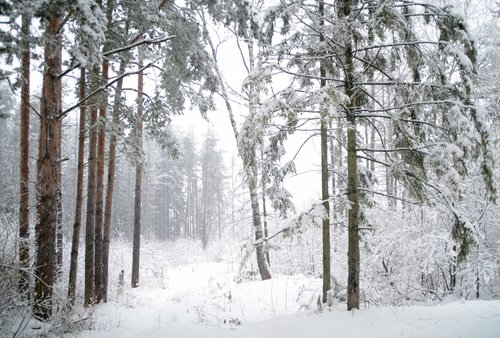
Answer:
top-left (9, 240), bottom-right (500, 337)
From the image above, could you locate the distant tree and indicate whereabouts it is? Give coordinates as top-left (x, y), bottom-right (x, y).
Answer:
top-left (200, 130), bottom-right (226, 249)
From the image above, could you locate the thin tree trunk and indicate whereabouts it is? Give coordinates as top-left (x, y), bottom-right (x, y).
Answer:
top-left (336, 118), bottom-right (344, 217)
top-left (201, 156), bottom-right (208, 249)
top-left (475, 243), bottom-right (480, 298)
top-left (131, 55), bottom-right (144, 288)
top-left (18, 13), bottom-right (31, 297)
top-left (102, 58), bottom-right (126, 302)
top-left (247, 161), bottom-right (272, 280)
top-left (262, 179), bottom-right (270, 266)
top-left (370, 123), bottom-right (375, 171)
top-left (68, 68), bottom-right (86, 305)
top-left (319, 0), bottom-right (331, 304)
top-left (94, 52), bottom-right (109, 304)
top-left (201, 10), bottom-right (270, 280)
top-left (84, 83), bottom-right (99, 306)
top-left (248, 32), bottom-right (271, 281)
top-left (56, 123), bottom-right (63, 276)
top-left (329, 120), bottom-right (336, 221)
top-left (343, 0), bottom-right (360, 311)
top-left (261, 145), bottom-right (270, 266)
top-left (385, 121), bottom-right (394, 208)
top-left (33, 15), bottom-right (62, 320)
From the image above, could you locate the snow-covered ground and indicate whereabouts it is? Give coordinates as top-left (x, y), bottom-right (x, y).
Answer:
top-left (77, 259), bottom-right (500, 338)
top-left (10, 240), bottom-right (500, 337)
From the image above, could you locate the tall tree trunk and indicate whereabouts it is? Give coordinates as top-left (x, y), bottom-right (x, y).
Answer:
top-left (247, 29), bottom-right (271, 281)
top-left (336, 118), bottom-right (344, 216)
top-left (319, 0), bottom-right (331, 304)
top-left (102, 58), bottom-right (126, 302)
top-left (94, 53), bottom-right (109, 304)
top-left (84, 86), bottom-right (99, 306)
top-left (33, 15), bottom-right (62, 320)
top-left (131, 55), bottom-right (144, 288)
top-left (68, 68), bottom-right (87, 305)
top-left (56, 123), bottom-right (63, 276)
top-left (18, 13), bottom-right (31, 297)
top-left (343, 0), bottom-right (360, 311)
top-left (329, 120), bottom-right (336, 221)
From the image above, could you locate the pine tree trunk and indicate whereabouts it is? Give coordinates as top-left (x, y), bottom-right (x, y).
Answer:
top-left (131, 55), bottom-right (144, 288)
top-left (343, 0), bottom-right (360, 311)
top-left (33, 15), bottom-right (62, 320)
top-left (94, 55), bottom-right (109, 303)
top-left (102, 59), bottom-right (126, 302)
top-left (319, 0), bottom-right (331, 304)
top-left (68, 68), bottom-right (86, 305)
top-left (84, 94), bottom-right (99, 306)
top-left (18, 13), bottom-right (31, 297)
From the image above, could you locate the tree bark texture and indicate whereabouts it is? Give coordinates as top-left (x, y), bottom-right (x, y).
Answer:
top-left (94, 58), bottom-right (109, 303)
top-left (343, 0), bottom-right (360, 311)
top-left (94, 0), bottom-right (114, 302)
top-left (68, 68), bottom-right (87, 304)
top-left (33, 15), bottom-right (62, 320)
top-left (131, 56), bottom-right (144, 288)
top-left (102, 59), bottom-right (126, 302)
top-left (18, 13), bottom-right (31, 297)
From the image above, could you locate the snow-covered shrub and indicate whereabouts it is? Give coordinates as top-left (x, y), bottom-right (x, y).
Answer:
top-left (0, 213), bottom-right (30, 335)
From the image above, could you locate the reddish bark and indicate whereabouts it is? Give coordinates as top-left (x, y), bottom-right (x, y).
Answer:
top-left (68, 68), bottom-right (87, 304)
top-left (33, 16), bottom-right (62, 320)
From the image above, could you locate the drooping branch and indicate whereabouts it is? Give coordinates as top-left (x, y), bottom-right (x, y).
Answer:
top-left (58, 35), bottom-right (175, 79)
top-left (59, 57), bottom-right (163, 118)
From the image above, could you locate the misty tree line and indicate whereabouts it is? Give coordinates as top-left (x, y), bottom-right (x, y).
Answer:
top-left (0, 0), bottom-right (499, 325)
top-left (1, 114), bottom-right (227, 241)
